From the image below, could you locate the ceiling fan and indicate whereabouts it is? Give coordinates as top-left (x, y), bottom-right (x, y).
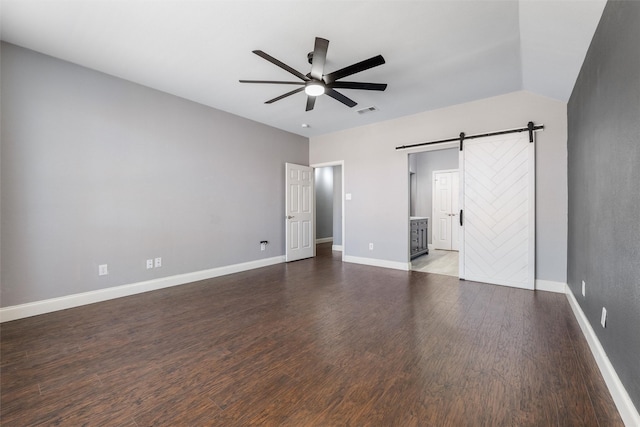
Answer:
top-left (239, 37), bottom-right (387, 111)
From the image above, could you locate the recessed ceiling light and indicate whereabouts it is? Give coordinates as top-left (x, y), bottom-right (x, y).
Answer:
top-left (301, 123), bottom-right (310, 128)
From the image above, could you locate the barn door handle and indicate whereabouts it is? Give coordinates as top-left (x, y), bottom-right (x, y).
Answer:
top-left (459, 210), bottom-right (463, 226)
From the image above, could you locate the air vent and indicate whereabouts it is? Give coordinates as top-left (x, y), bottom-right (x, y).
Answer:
top-left (356, 106), bottom-right (378, 115)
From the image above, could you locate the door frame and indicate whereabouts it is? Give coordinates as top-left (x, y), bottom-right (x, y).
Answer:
top-left (310, 160), bottom-right (345, 262)
top-left (431, 168), bottom-right (460, 251)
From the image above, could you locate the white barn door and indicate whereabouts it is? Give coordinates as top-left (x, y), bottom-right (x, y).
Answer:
top-left (459, 133), bottom-right (535, 290)
top-left (285, 163), bottom-right (315, 262)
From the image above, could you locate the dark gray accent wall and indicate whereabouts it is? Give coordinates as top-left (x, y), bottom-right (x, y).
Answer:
top-left (0, 42), bottom-right (308, 307)
top-left (315, 167), bottom-right (333, 240)
top-left (567, 0), bottom-right (640, 409)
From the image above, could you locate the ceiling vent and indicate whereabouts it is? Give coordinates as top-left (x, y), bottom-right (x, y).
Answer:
top-left (356, 106), bottom-right (378, 115)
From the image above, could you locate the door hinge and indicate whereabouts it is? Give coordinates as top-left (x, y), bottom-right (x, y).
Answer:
top-left (459, 209), bottom-right (463, 226)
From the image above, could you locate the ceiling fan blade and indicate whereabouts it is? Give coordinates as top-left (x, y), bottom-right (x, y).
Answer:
top-left (326, 89), bottom-right (357, 108)
top-left (239, 80), bottom-right (305, 85)
top-left (253, 50), bottom-right (309, 81)
top-left (310, 37), bottom-right (329, 80)
top-left (330, 81), bottom-right (387, 91)
top-left (324, 55), bottom-right (385, 84)
top-left (305, 96), bottom-right (316, 111)
top-left (265, 87), bottom-right (305, 104)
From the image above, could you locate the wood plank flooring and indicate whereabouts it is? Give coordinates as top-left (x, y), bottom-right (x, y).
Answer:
top-left (1, 244), bottom-right (623, 426)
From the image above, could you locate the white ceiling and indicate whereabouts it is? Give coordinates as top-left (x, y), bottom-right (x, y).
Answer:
top-left (0, 0), bottom-right (606, 137)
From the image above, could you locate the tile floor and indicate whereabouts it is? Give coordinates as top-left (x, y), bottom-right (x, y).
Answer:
top-left (411, 248), bottom-right (459, 276)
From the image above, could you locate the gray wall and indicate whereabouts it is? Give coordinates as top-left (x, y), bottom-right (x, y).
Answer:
top-left (315, 166), bottom-right (333, 240)
top-left (567, 0), bottom-right (640, 409)
top-left (0, 43), bottom-right (308, 307)
top-left (333, 165), bottom-right (342, 246)
top-left (411, 148), bottom-right (459, 245)
top-left (310, 90), bottom-right (568, 283)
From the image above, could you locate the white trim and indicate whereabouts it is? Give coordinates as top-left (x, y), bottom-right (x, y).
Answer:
top-left (403, 141), bottom-right (459, 154)
top-left (344, 255), bottom-right (410, 271)
top-left (458, 147), bottom-right (465, 279)
top-left (310, 161), bottom-right (342, 169)
top-left (332, 245), bottom-right (343, 251)
top-left (0, 256), bottom-right (285, 323)
top-left (566, 288), bottom-right (640, 427)
top-left (535, 279), bottom-right (567, 294)
top-left (316, 237), bottom-right (333, 244)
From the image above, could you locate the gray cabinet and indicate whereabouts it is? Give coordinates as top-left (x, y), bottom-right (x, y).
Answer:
top-left (410, 217), bottom-right (429, 259)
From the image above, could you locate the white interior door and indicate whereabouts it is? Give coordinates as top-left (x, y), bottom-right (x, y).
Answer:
top-left (432, 170), bottom-right (459, 251)
top-left (285, 163), bottom-right (315, 262)
top-left (459, 133), bottom-right (535, 290)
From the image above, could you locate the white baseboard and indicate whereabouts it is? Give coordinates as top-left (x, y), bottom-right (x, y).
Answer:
top-left (535, 279), bottom-right (567, 293)
top-left (566, 288), bottom-right (640, 427)
top-left (344, 255), bottom-right (410, 271)
top-left (315, 237), bottom-right (333, 244)
top-left (0, 256), bottom-right (285, 323)
top-left (332, 245), bottom-right (343, 252)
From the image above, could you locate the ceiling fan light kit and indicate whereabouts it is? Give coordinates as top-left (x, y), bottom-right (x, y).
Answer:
top-left (240, 37), bottom-right (387, 111)
top-left (304, 81), bottom-right (326, 97)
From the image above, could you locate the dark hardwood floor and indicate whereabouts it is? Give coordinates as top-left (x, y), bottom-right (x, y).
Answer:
top-left (1, 244), bottom-right (623, 426)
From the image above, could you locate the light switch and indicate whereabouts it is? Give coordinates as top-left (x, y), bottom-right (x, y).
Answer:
top-left (98, 264), bottom-right (108, 276)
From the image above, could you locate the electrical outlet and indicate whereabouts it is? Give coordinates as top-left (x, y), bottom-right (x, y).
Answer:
top-left (98, 264), bottom-right (108, 276)
top-left (369, 243), bottom-right (374, 250)
top-left (601, 307), bottom-right (607, 328)
top-left (582, 280), bottom-right (586, 297)
top-left (154, 257), bottom-right (162, 268)
top-left (146, 259), bottom-right (154, 269)
top-left (260, 241), bottom-right (267, 251)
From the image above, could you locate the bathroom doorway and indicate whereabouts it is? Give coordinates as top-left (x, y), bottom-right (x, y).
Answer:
top-left (409, 149), bottom-right (459, 276)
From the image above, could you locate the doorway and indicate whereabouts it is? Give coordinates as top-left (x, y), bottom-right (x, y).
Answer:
top-left (407, 131), bottom-right (536, 289)
top-left (312, 161), bottom-right (345, 261)
top-left (408, 149), bottom-right (459, 276)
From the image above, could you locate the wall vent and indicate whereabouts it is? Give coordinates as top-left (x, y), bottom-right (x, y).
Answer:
top-left (356, 106), bottom-right (378, 115)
